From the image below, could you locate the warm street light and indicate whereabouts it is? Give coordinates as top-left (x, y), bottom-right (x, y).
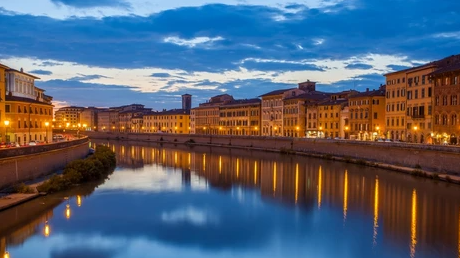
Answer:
top-left (4, 251), bottom-right (10, 258)
top-left (65, 204), bottom-right (71, 219)
top-left (45, 122), bottom-right (50, 143)
top-left (4, 120), bottom-right (10, 143)
top-left (44, 221), bottom-right (50, 237)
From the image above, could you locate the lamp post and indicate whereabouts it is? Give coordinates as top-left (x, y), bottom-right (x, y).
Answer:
top-left (28, 104), bottom-right (31, 143)
top-left (375, 126), bottom-right (380, 141)
top-left (296, 126), bottom-right (300, 138)
top-left (319, 126), bottom-right (323, 138)
top-left (4, 120), bottom-right (10, 143)
top-left (345, 126), bottom-right (349, 139)
top-left (45, 122), bottom-right (49, 143)
top-left (174, 126), bottom-right (177, 134)
top-left (413, 126), bottom-right (418, 143)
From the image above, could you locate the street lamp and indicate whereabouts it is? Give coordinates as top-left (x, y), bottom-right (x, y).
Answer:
top-left (4, 251), bottom-right (10, 258)
top-left (45, 122), bottom-right (49, 143)
top-left (345, 126), bottom-right (349, 139)
top-left (413, 126), bottom-right (418, 143)
top-left (296, 126), bottom-right (300, 138)
top-left (319, 126), bottom-right (323, 138)
top-left (174, 126), bottom-right (177, 134)
top-left (375, 126), bottom-right (380, 141)
top-left (4, 120), bottom-right (10, 143)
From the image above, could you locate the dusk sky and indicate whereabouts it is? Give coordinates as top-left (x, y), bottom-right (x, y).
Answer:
top-left (1, 0), bottom-right (459, 110)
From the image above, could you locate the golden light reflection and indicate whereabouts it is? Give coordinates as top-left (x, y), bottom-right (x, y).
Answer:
top-left (131, 146), bottom-right (134, 157)
top-left (236, 158), bottom-right (240, 178)
top-left (219, 156), bottom-right (222, 174)
top-left (142, 147), bottom-right (145, 160)
top-left (174, 152), bottom-right (177, 165)
top-left (273, 162), bottom-right (277, 194)
top-left (162, 150), bottom-right (166, 163)
top-left (317, 166), bottom-right (322, 209)
top-left (410, 189), bottom-right (417, 258)
top-left (4, 251), bottom-right (10, 258)
top-left (65, 204), bottom-right (71, 220)
top-left (373, 177), bottom-right (379, 247)
top-left (77, 195), bottom-right (82, 207)
top-left (203, 154), bottom-right (206, 171)
top-left (254, 161), bottom-right (257, 185)
top-left (343, 170), bottom-right (348, 222)
top-left (121, 146), bottom-right (125, 155)
top-left (295, 163), bottom-right (299, 204)
top-left (44, 222), bottom-right (50, 237)
top-left (188, 153), bottom-right (191, 168)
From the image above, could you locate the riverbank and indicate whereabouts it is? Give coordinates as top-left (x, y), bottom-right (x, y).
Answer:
top-left (85, 131), bottom-right (460, 184)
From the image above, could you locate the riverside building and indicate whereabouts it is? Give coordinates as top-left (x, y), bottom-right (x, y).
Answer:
top-left (0, 64), bottom-right (53, 144)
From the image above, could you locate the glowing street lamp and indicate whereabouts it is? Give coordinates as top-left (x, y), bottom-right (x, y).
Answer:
top-left (4, 120), bottom-right (10, 143)
top-left (65, 204), bottom-right (71, 219)
top-left (44, 221), bottom-right (50, 237)
top-left (4, 251), bottom-right (10, 258)
top-left (45, 122), bottom-right (50, 143)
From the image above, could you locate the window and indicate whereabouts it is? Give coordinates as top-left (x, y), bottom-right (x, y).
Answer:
top-left (5, 105), bottom-right (10, 113)
top-left (397, 90), bottom-right (400, 97)
top-left (443, 96), bottom-right (448, 105)
top-left (435, 96), bottom-right (440, 106)
top-left (374, 112), bottom-right (377, 119)
top-left (451, 95), bottom-right (458, 105)
top-left (415, 90), bottom-right (418, 99)
top-left (407, 91), bottom-right (412, 100)
top-left (422, 75), bottom-right (426, 84)
top-left (428, 105), bottom-right (432, 115)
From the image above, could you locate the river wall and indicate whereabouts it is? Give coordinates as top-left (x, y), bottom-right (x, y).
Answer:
top-left (0, 138), bottom-right (89, 189)
top-left (86, 132), bottom-right (460, 174)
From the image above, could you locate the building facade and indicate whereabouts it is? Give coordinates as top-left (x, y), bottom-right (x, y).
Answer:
top-left (218, 99), bottom-right (261, 136)
top-left (348, 87), bottom-right (386, 141)
top-left (144, 109), bottom-right (190, 134)
top-left (192, 94), bottom-right (233, 135)
top-left (54, 106), bottom-right (84, 129)
top-left (431, 57), bottom-right (460, 144)
top-left (1, 65), bottom-right (53, 144)
top-left (317, 99), bottom-right (348, 139)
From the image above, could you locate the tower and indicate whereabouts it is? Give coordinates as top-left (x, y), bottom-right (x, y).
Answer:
top-left (298, 80), bottom-right (316, 92)
top-left (182, 94), bottom-right (192, 110)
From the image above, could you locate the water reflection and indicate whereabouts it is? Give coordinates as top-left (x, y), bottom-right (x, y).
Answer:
top-left (2, 141), bottom-right (460, 258)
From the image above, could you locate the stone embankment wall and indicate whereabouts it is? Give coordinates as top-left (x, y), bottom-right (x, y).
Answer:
top-left (86, 132), bottom-right (460, 174)
top-left (0, 138), bottom-right (89, 189)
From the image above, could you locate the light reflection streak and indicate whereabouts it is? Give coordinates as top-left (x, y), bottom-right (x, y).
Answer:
top-left (273, 162), bottom-right (277, 194)
top-left (317, 166), bottom-right (322, 209)
top-left (219, 156), bottom-right (222, 174)
top-left (254, 161), bottom-right (257, 185)
top-left (174, 152), bottom-right (177, 166)
top-left (295, 163), bottom-right (299, 204)
top-left (373, 177), bottom-right (379, 247)
top-left (203, 154), bottom-right (206, 172)
top-left (236, 158), bottom-right (239, 178)
top-left (410, 189), bottom-right (417, 258)
top-left (343, 170), bottom-right (348, 222)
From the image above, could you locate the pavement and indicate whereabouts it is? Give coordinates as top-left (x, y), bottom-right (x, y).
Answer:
top-left (0, 193), bottom-right (40, 212)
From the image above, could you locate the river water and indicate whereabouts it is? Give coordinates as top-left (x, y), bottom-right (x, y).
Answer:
top-left (1, 140), bottom-right (460, 258)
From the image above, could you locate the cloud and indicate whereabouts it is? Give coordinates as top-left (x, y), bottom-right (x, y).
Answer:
top-left (241, 59), bottom-right (326, 72)
top-left (29, 69), bottom-right (52, 75)
top-left (50, 0), bottom-right (130, 9)
top-left (163, 36), bottom-right (225, 48)
top-left (318, 73), bottom-right (384, 92)
top-left (151, 73), bottom-right (171, 78)
top-left (69, 74), bottom-right (111, 81)
top-left (344, 63), bottom-right (374, 70)
top-left (386, 64), bottom-right (411, 72)
top-left (50, 245), bottom-right (120, 258)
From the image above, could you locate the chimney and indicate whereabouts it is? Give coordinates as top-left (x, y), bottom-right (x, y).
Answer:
top-left (20, 67), bottom-right (24, 72)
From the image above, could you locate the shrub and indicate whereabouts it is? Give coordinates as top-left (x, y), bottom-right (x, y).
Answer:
top-left (37, 145), bottom-right (116, 194)
top-left (14, 183), bottom-right (35, 194)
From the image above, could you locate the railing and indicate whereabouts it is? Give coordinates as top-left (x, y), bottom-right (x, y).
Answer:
top-left (0, 137), bottom-right (89, 159)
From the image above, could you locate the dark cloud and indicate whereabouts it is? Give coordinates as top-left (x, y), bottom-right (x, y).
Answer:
top-left (29, 69), bottom-right (52, 75)
top-left (50, 245), bottom-right (119, 258)
top-left (242, 60), bottom-right (326, 72)
top-left (317, 73), bottom-right (385, 92)
top-left (151, 73), bottom-right (171, 78)
top-left (68, 74), bottom-right (111, 81)
top-left (1, 1), bottom-right (458, 74)
top-left (386, 64), bottom-right (411, 71)
top-left (344, 63), bottom-right (373, 70)
top-left (50, 0), bottom-right (130, 8)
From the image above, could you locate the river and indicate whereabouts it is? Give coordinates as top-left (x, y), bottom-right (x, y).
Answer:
top-left (1, 140), bottom-right (460, 258)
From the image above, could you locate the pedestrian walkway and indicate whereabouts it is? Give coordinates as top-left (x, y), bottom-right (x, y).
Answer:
top-left (0, 193), bottom-right (40, 211)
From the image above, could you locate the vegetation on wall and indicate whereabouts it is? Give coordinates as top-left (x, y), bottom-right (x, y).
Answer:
top-left (37, 145), bottom-right (116, 193)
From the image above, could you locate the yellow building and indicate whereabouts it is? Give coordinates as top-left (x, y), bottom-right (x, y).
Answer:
top-left (348, 87), bottom-right (386, 141)
top-left (1, 65), bottom-right (53, 144)
top-left (385, 64), bottom-right (435, 143)
top-left (218, 98), bottom-right (261, 136)
top-left (144, 109), bottom-right (190, 134)
top-left (317, 99), bottom-right (348, 139)
top-left (54, 106), bottom-right (84, 129)
top-left (192, 94), bottom-right (233, 135)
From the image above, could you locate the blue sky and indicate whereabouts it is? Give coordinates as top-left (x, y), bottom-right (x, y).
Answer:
top-left (1, 0), bottom-right (459, 110)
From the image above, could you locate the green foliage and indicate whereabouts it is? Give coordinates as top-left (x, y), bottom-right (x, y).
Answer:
top-left (14, 183), bottom-right (35, 194)
top-left (37, 145), bottom-right (116, 194)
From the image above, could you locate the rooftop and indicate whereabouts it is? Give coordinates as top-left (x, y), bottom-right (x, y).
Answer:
top-left (259, 88), bottom-right (296, 97)
top-left (5, 95), bottom-right (54, 106)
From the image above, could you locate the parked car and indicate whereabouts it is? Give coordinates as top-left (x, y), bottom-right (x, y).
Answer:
top-left (28, 141), bottom-right (38, 146)
top-left (384, 139), bottom-right (392, 143)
